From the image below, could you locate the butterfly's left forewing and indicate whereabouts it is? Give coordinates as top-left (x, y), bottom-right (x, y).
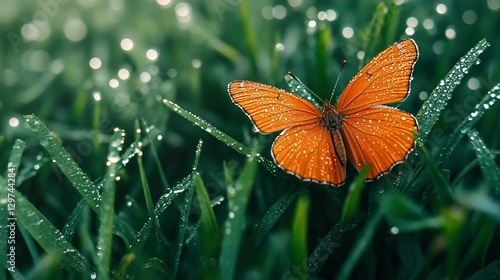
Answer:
top-left (228, 81), bottom-right (321, 133)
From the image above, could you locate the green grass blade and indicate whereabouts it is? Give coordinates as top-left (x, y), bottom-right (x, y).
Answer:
top-left (19, 216), bottom-right (41, 263)
top-left (173, 175), bottom-right (195, 277)
top-left (380, 194), bottom-right (436, 234)
top-left (0, 140), bottom-right (25, 279)
top-left (291, 192), bottom-right (310, 272)
top-left (0, 197), bottom-right (8, 279)
top-left (15, 152), bottom-right (48, 186)
top-left (130, 174), bottom-right (193, 252)
top-left (253, 187), bottom-right (305, 245)
top-left (239, 0), bottom-right (258, 75)
top-left (130, 140), bottom-right (202, 253)
top-left (135, 120), bottom-right (162, 242)
top-left (456, 213), bottom-right (496, 278)
top-left (285, 74), bottom-right (322, 109)
top-left (417, 140), bottom-right (454, 206)
top-left (339, 165), bottom-right (370, 228)
top-left (467, 130), bottom-right (500, 196)
top-left (456, 190), bottom-right (500, 222)
top-left (24, 114), bottom-right (102, 212)
top-left (441, 206), bottom-right (466, 279)
top-left (142, 119), bottom-right (170, 190)
top-left (416, 39), bottom-right (490, 143)
top-left (336, 209), bottom-right (383, 280)
top-left (381, 1), bottom-right (400, 47)
top-left (270, 32), bottom-right (282, 85)
top-left (395, 235), bottom-right (428, 278)
top-left (24, 114), bottom-right (136, 244)
top-left (61, 199), bottom-right (87, 242)
top-left (173, 140), bottom-right (202, 277)
top-left (438, 83), bottom-right (500, 166)
top-left (16, 70), bottom-right (58, 105)
top-left (16, 191), bottom-right (92, 276)
top-left (359, 2), bottom-right (388, 67)
top-left (97, 128), bottom-right (124, 279)
top-left (466, 259), bottom-right (500, 280)
top-left (114, 253), bottom-right (137, 280)
top-left (220, 150), bottom-right (259, 280)
top-left (308, 223), bottom-right (342, 276)
top-left (315, 24), bottom-right (331, 94)
top-left (5, 140), bottom-right (25, 176)
top-left (194, 173), bottom-right (221, 279)
top-left (162, 99), bottom-right (278, 177)
top-left (143, 258), bottom-right (174, 279)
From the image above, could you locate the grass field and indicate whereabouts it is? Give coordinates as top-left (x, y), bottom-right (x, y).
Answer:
top-left (1, 0), bottom-right (500, 279)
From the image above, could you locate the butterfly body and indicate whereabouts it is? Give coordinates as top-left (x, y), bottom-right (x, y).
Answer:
top-left (319, 101), bottom-right (348, 167)
top-left (228, 39), bottom-right (419, 186)
top-left (319, 101), bottom-right (343, 133)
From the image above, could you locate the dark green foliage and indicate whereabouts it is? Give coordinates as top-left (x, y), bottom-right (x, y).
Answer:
top-left (1, 1), bottom-right (500, 279)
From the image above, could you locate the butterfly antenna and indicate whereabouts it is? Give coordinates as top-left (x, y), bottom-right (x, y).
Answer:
top-left (330, 60), bottom-right (347, 103)
top-left (287, 72), bottom-right (323, 101)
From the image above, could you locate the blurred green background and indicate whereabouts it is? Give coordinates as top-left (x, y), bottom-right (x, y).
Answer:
top-left (1, 0), bottom-right (500, 279)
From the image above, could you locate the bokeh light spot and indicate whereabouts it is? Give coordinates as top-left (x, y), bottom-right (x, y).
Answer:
top-left (467, 78), bottom-right (480, 90)
top-left (423, 18), bottom-right (434, 30)
top-left (21, 23), bottom-right (39, 41)
top-left (326, 9), bottom-right (337, 21)
top-left (3, 69), bottom-right (18, 87)
top-left (64, 18), bottom-right (87, 42)
top-left (288, 0), bottom-right (302, 8)
top-left (357, 51), bottom-right (365, 60)
top-left (318, 11), bottom-right (327, 21)
top-left (405, 27), bottom-right (415, 36)
top-left (146, 49), bottom-right (158, 61)
top-left (436, 3), bottom-right (447, 14)
top-left (261, 6), bottom-right (273, 20)
top-left (462, 10), bottom-right (477, 25)
top-left (487, 0), bottom-right (500, 10)
top-left (192, 59), bottom-right (202, 68)
top-left (9, 117), bottom-right (19, 127)
top-left (432, 40), bottom-right (444, 55)
top-left (118, 68), bottom-right (130, 80)
top-left (406, 17), bottom-right (418, 27)
top-left (121, 38), bottom-right (134, 51)
top-left (445, 27), bottom-right (456, 39)
top-left (140, 72), bottom-right (152, 83)
top-left (109, 78), bottom-right (119, 88)
top-left (342, 26), bottom-right (354, 38)
top-left (419, 91), bottom-right (428, 100)
top-left (275, 43), bottom-right (285, 51)
top-left (175, 2), bottom-right (192, 23)
top-left (93, 91), bottom-right (102, 101)
top-left (89, 57), bottom-right (102, 69)
top-left (156, 0), bottom-right (172, 6)
top-left (272, 5), bottom-right (287, 19)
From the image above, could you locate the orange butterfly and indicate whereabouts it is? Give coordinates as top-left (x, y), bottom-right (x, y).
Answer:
top-left (228, 39), bottom-right (419, 186)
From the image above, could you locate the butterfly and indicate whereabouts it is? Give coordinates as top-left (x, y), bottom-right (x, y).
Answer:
top-left (228, 39), bottom-right (419, 186)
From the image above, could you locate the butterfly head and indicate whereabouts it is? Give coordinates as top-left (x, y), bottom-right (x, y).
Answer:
top-left (320, 100), bottom-right (343, 133)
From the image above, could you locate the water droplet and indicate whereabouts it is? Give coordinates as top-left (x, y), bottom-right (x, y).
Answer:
top-left (390, 227), bottom-right (399, 235)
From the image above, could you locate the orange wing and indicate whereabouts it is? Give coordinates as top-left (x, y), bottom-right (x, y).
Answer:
top-left (340, 106), bottom-right (418, 180)
top-left (228, 81), bottom-right (321, 133)
top-left (272, 123), bottom-right (346, 186)
top-left (336, 39), bottom-right (418, 115)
